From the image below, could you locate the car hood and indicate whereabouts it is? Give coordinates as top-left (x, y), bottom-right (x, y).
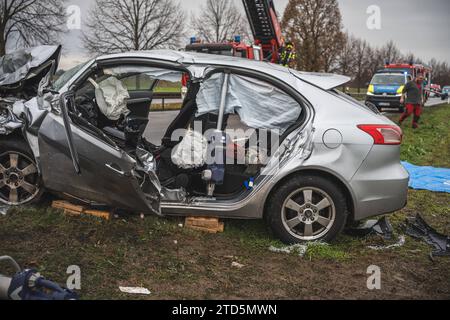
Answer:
top-left (0, 45), bottom-right (61, 95)
top-left (289, 70), bottom-right (351, 90)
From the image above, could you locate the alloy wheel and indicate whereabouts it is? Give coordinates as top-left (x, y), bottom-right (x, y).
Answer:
top-left (281, 187), bottom-right (336, 241)
top-left (0, 151), bottom-right (40, 205)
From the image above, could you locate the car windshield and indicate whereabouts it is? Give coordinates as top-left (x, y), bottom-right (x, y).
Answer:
top-left (443, 87), bottom-right (450, 92)
top-left (371, 74), bottom-right (405, 86)
top-left (53, 62), bottom-right (88, 91)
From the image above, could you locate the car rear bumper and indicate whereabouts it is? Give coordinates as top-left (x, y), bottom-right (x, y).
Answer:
top-left (350, 145), bottom-right (409, 221)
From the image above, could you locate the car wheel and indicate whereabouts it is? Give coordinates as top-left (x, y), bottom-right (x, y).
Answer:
top-left (265, 175), bottom-right (348, 244)
top-left (0, 138), bottom-right (43, 206)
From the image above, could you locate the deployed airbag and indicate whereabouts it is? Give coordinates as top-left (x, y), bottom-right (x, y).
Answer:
top-left (89, 77), bottom-right (130, 121)
top-left (171, 130), bottom-right (208, 169)
top-left (196, 73), bottom-right (302, 133)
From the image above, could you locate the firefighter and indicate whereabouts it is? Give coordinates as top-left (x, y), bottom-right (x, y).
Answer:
top-left (399, 73), bottom-right (425, 129)
top-left (279, 42), bottom-right (297, 67)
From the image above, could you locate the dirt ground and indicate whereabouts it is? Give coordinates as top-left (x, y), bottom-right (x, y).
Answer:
top-left (0, 105), bottom-right (449, 300)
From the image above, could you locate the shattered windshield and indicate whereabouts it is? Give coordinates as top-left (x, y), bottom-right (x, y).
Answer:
top-left (53, 62), bottom-right (88, 91)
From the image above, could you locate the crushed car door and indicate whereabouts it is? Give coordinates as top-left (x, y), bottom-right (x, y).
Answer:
top-left (37, 92), bottom-right (161, 214)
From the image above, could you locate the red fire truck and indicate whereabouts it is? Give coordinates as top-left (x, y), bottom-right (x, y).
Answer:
top-left (185, 0), bottom-right (287, 64)
top-left (384, 62), bottom-right (433, 100)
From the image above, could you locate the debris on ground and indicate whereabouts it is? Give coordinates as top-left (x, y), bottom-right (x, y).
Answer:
top-left (185, 217), bottom-right (224, 234)
top-left (52, 201), bottom-right (112, 220)
top-left (269, 244), bottom-right (309, 257)
top-left (231, 262), bottom-right (245, 269)
top-left (119, 287), bottom-right (151, 295)
top-left (346, 216), bottom-right (393, 240)
top-left (405, 214), bottom-right (450, 257)
top-left (0, 206), bottom-right (9, 216)
top-left (368, 235), bottom-right (406, 251)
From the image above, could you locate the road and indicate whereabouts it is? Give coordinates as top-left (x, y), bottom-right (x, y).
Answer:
top-left (144, 111), bottom-right (250, 145)
top-left (425, 97), bottom-right (448, 107)
top-left (144, 110), bottom-right (179, 145)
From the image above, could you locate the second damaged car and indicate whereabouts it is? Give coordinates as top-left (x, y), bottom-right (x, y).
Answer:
top-left (0, 46), bottom-right (409, 243)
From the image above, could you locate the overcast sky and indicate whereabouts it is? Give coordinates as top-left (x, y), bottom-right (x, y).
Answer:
top-left (60, 0), bottom-right (450, 69)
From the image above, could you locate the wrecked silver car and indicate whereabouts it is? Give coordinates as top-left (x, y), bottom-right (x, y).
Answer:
top-left (0, 46), bottom-right (409, 243)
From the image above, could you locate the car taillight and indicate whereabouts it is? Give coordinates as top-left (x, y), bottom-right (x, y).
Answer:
top-left (357, 125), bottom-right (403, 145)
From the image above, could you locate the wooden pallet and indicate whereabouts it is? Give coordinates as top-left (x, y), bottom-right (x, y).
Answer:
top-left (185, 217), bottom-right (224, 234)
top-left (51, 201), bottom-right (111, 221)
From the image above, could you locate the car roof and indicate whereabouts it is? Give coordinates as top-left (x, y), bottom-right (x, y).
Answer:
top-left (97, 49), bottom-right (349, 90)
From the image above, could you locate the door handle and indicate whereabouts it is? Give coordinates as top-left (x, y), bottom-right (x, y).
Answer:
top-left (105, 163), bottom-right (126, 176)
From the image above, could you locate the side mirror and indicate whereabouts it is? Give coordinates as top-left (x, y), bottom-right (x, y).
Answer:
top-left (59, 91), bottom-right (81, 174)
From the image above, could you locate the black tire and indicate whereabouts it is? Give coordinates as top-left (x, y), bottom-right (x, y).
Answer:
top-left (265, 174), bottom-right (348, 244)
top-left (0, 136), bottom-right (44, 206)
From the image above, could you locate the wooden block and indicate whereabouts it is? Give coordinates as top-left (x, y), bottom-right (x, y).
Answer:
top-left (185, 217), bottom-right (224, 233)
top-left (185, 217), bottom-right (220, 229)
top-left (63, 209), bottom-right (82, 217)
top-left (186, 225), bottom-right (219, 234)
top-left (52, 201), bottom-right (85, 213)
top-left (83, 210), bottom-right (112, 221)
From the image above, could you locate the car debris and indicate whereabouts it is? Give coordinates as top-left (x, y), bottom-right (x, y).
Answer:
top-left (119, 286), bottom-right (151, 295)
top-left (367, 235), bottom-right (406, 251)
top-left (346, 216), bottom-right (394, 240)
top-left (269, 244), bottom-right (309, 257)
top-left (231, 262), bottom-right (245, 269)
top-left (405, 214), bottom-right (450, 257)
top-left (0, 205), bottom-right (9, 216)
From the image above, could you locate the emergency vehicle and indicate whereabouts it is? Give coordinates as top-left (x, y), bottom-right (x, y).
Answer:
top-left (366, 62), bottom-right (432, 112)
top-left (185, 0), bottom-right (291, 65)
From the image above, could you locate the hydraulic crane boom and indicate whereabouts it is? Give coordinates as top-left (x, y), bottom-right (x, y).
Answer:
top-left (242, 0), bottom-right (285, 63)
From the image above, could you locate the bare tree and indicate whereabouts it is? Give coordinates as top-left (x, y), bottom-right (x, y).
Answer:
top-left (380, 40), bottom-right (401, 64)
top-left (191, 0), bottom-right (249, 43)
top-left (353, 38), bottom-right (369, 92)
top-left (337, 33), bottom-right (356, 77)
top-left (83, 0), bottom-right (185, 55)
top-left (282, 0), bottom-right (345, 72)
top-left (0, 0), bottom-right (67, 56)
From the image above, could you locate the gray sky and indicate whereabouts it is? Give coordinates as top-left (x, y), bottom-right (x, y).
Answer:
top-left (60, 0), bottom-right (450, 69)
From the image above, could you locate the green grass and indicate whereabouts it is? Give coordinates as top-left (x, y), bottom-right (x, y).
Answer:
top-left (395, 104), bottom-right (450, 166)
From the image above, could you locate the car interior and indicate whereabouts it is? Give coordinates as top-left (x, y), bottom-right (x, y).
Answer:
top-left (67, 63), bottom-right (304, 201)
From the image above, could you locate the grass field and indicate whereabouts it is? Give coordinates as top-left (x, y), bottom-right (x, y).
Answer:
top-left (1, 104), bottom-right (449, 300)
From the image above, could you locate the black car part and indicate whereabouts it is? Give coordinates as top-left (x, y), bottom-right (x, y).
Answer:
top-left (405, 214), bottom-right (450, 257)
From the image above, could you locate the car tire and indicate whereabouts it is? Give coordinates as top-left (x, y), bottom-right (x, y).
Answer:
top-left (265, 175), bottom-right (348, 244)
top-left (0, 136), bottom-right (44, 206)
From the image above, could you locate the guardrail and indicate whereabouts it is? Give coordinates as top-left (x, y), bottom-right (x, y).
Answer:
top-left (153, 92), bottom-right (182, 110)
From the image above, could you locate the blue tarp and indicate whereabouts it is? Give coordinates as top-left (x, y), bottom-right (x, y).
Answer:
top-left (402, 162), bottom-right (450, 193)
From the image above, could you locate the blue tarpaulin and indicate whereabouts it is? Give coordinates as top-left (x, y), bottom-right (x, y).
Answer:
top-left (402, 162), bottom-right (450, 193)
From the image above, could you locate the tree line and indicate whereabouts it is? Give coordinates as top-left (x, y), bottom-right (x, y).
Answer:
top-left (282, 0), bottom-right (450, 88)
top-left (0, 0), bottom-right (448, 87)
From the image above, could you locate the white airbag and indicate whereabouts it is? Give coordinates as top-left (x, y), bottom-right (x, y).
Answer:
top-left (171, 130), bottom-right (208, 169)
top-left (95, 77), bottom-right (131, 121)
